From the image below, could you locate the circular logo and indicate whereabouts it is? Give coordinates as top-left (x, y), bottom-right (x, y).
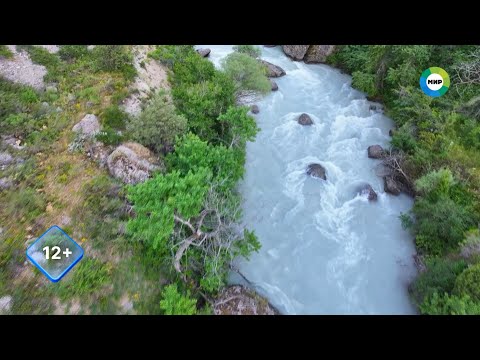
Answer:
top-left (420, 67), bottom-right (450, 97)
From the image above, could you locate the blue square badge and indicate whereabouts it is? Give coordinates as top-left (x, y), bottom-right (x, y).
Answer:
top-left (26, 225), bottom-right (84, 282)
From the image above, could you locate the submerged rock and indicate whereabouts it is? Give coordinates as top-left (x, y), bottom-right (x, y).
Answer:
top-left (306, 163), bottom-right (326, 180)
top-left (107, 142), bottom-right (161, 184)
top-left (270, 79), bottom-right (278, 91)
top-left (72, 114), bottom-right (100, 137)
top-left (250, 104), bottom-right (260, 114)
top-left (357, 184), bottom-right (378, 201)
top-left (196, 48), bottom-right (211, 57)
top-left (282, 45), bottom-right (310, 61)
top-left (298, 113), bottom-right (313, 126)
top-left (384, 176), bottom-right (401, 195)
top-left (214, 285), bottom-right (277, 315)
top-left (264, 45), bottom-right (276, 48)
top-left (367, 144), bottom-right (385, 159)
top-left (304, 45), bottom-right (335, 63)
top-left (259, 59), bottom-right (286, 77)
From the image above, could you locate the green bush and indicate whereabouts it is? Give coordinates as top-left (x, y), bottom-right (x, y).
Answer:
top-left (149, 45), bottom-right (195, 68)
top-left (167, 132), bottom-right (244, 192)
top-left (95, 128), bottom-right (124, 146)
top-left (233, 45), bottom-right (261, 58)
top-left (159, 284), bottom-right (197, 315)
top-left (127, 91), bottom-right (187, 153)
top-left (172, 72), bottom-right (235, 142)
top-left (410, 257), bottom-right (467, 306)
top-left (221, 52), bottom-right (270, 94)
top-left (58, 45), bottom-right (89, 61)
top-left (101, 105), bottom-right (128, 130)
top-left (454, 263), bottom-right (480, 301)
top-left (420, 292), bottom-right (480, 315)
top-left (0, 45), bottom-right (13, 58)
top-left (92, 45), bottom-right (136, 81)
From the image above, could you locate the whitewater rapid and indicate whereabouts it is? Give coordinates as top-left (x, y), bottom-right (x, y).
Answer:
top-left (200, 45), bottom-right (418, 314)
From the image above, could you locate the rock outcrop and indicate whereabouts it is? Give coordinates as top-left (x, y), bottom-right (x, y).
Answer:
top-left (107, 142), bottom-right (161, 185)
top-left (196, 48), bottom-right (211, 57)
top-left (259, 60), bottom-right (286, 77)
top-left (0, 295), bottom-right (12, 313)
top-left (0, 152), bottom-right (13, 168)
top-left (72, 114), bottom-right (100, 137)
top-left (298, 113), bottom-right (313, 126)
top-left (213, 285), bottom-right (277, 315)
top-left (384, 176), bottom-right (401, 196)
top-left (282, 45), bottom-right (310, 61)
top-left (306, 163), bottom-right (326, 180)
top-left (367, 145), bottom-right (385, 159)
top-left (304, 45), bottom-right (335, 63)
top-left (0, 45), bottom-right (47, 90)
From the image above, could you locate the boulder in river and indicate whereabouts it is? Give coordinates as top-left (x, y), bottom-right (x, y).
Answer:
top-left (389, 129), bottom-right (395, 137)
top-left (270, 79), bottom-right (278, 91)
top-left (214, 285), bottom-right (277, 315)
top-left (384, 176), bottom-right (401, 196)
top-left (367, 144), bottom-right (385, 159)
top-left (298, 113), bottom-right (313, 126)
top-left (196, 48), bottom-right (211, 57)
top-left (304, 45), bottom-right (335, 63)
top-left (357, 184), bottom-right (378, 201)
top-left (282, 45), bottom-right (310, 61)
top-left (306, 163), bottom-right (326, 180)
top-left (107, 142), bottom-right (162, 184)
top-left (250, 104), bottom-right (260, 114)
top-left (259, 59), bottom-right (286, 78)
top-left (263, 45), bottom-right (276, 48)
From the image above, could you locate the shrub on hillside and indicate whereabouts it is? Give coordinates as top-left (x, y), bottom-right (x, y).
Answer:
top-left (58, 45), bottom-right (89, 61)
top-left (127, 91), bottom-right (187, 153)
top-left (159, 284), bottom-right (197, 315)
top-left (454, 263), bottom-right (480, 301)
top-left (92, 45), bottom-right (136, 80)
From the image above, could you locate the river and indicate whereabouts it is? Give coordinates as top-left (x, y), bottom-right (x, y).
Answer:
top-left (199, 45), bottom-right (418, 314)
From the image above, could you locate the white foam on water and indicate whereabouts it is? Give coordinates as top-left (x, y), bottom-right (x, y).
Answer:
top-left (202, 45), bottom-right (418, 314)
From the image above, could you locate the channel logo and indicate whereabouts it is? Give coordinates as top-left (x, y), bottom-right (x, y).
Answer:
top-left (419, 67), bottom-right (450, 97)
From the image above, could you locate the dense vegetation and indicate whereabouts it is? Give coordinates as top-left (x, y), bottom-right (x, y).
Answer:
top-left (128, 45), bottom-right (262, 303)
top-left (330, 45), bottom-right (480, 314)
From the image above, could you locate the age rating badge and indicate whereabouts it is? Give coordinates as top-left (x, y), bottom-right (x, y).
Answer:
top-left (26, 225), bottom-right (84, 282)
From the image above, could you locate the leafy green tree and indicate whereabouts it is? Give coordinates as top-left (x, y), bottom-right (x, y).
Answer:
top-left (128, 91), bottom-right (187, 153)
top-left (167, 133), bottom-right (244, 192)
top-left (233, 45), bottom-right (261, 58)
top-left (454, 263), bottom-right (480, 301)
top-left (221, 52), bottom-right (271, 94)
top-left (160, 284), bottom-right (197, 315)
top-left (410, 257), bottom-right (467, 306)
top-left (420, 292), bottom-right (480, 315)
top-left (217, 106), bottom-right (259, 149)
top-left (127, 166), bottom-right (260, 293)
top-left (172, 72), bottom-right (235, 142)
top-left (127, 168), bottom-right (211, 251)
